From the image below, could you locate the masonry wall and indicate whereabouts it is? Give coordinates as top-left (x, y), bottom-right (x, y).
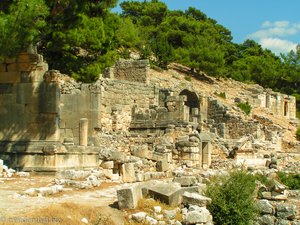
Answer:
top-left (99, 79), bottom-right (158, 132)
top-left (208, 99), bottom-right (261, 139)
top-left (103, 59), bottom-right (149, 83)
top-left (254, 92), bottom-right (296, 119)
top-left (0, 53), bottom-right (60, 142)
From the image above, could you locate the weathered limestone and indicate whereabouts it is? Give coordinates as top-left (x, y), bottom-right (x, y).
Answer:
top-left (79, 118), bottom-right (88, 146)
top-left (182, 192), bottom-right (212, 207)
top-left (121, 163), bottom-right (136, 183)
top-left (117, 186), bottom-right (141, 209)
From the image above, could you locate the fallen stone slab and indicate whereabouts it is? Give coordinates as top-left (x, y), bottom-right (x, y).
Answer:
top-left (147, 182), bottom-right (181, 207)
top-left (182, 192), bottom-right (211, 207)
top-left (173, 176), bottom-right (197, 187)
top-left (147, 183), bottom-right (199, 207)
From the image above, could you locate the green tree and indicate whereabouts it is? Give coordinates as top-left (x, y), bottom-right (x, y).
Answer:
top-left (0, 0), bottom-right (48, 60)
top-left (206, 170), bottom-right (258, 225)
top-left (39, 0), bottom-right (120, 82)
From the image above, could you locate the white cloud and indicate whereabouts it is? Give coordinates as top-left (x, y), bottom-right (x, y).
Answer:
top-left (259, 38), bottom-right (297, 55)
top-left (247, 20), bottom-right (300, 54)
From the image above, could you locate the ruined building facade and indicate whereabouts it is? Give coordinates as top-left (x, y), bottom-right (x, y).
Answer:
top-left (0, 53), bottom-right (296, 171)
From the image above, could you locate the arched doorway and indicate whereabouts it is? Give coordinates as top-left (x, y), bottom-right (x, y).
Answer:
top-left (179, 89), bottom-right (200, 123)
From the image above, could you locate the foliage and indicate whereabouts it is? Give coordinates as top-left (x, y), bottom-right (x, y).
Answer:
top-left (296, 127), bottom-right (300, 141)
top-left (1, 0), bottom-right (300, 97)
top-left (184, 76), bottom-right (192, 82)
top-left (278, 172), bottom-right (300, 190)
top-left (253, 173), bottom-right (275, 189)
top-left (237, 101), bottom-right (252, 115)
top-left (205, 170), bottom-right (258, 225)
top-left (214, 91), bottom-right (226, 99)
top-left (0, 0), bottom-right (49, 59)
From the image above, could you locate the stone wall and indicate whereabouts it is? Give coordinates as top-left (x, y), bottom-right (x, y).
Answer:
top-left (99, 79), bottom-right (159, 132)
top-left (0, 53), bottom-right (59, 142)
top-left (207, 98), bottom-right (261, 139)
top-left (249, 90), bottom-right (296, 119)
top-left (103, 59), bottom-right (149, 83)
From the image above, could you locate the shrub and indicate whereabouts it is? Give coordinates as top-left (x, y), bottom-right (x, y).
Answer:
top-left (296, 127), bottom-right (300, 141)
top-left (184, 76), bottom-right (192, 81)
top-left (214, 91), bottom-right (226, 99)
top-left (237, 101), bottom-right (251, 115)
top-left (205, 170), bottom-right (258, 225)
top-left (278, 172), bottom-right (300, 190)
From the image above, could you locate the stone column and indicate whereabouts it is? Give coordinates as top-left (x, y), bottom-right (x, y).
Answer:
top-left (79, 118), bottom-right (88, 146)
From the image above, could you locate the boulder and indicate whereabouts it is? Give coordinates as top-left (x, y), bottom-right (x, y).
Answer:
top-left (258, 215), bottom-right (275, 225)
top-left (131, 212), bottom-right (147, 223)
top-left (276, 204), bottom-right (297, 220)
top-left (258, 199), bottom-right (274, 215)
top-left (184, 207), bottom-right (212, 225)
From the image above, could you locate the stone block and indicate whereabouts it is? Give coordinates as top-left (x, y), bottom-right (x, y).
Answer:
top-left (0, 72), bottom-right (20, 83)
top-left (156, 160), bottom-right (169, 172)
top-left (121, 163), bottom-right (136, 183)
top-left (131, 144), bottom-right (150, 158)
top-left (101, 161), bottom-right (114, 169)
top-left (182, 192), bottom-right (211, 207)
top-left (173, 176), bottom-right (197, 187)
top-left (17, 53), bottom-right (41, 63)
top-left (258, 215), bottom-right (275, 225)
top-left (117, 186), bottom-right (140, 209)
top-left (276, 204), bottom-right (297, 220)
top-left (258, 199), bottom-right (274, 215)
top-left (148, 182), bottom-right (182, 206)
top-left (184, 207), bottom-right (212, 225)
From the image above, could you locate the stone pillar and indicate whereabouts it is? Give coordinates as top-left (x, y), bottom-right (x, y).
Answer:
top-left (79, 118), bottom-right (88, 146)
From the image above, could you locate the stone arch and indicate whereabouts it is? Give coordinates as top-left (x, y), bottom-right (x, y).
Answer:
top-left (179, 89), bottom-right (199, 109)
top-left (179, 89), bottom-right (200, 122)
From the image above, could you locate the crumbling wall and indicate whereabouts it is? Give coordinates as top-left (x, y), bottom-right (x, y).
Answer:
top-left (103, 59), bottom-right (149, 83)
top-left (99, 79), bottom-right (159, 132)
top-left (249, 89), bottom-right (296, 119)
top-left (208, 98), bottom-right (261, 139)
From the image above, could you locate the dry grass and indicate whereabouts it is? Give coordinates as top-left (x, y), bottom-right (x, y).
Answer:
top-left (0, 202), bottom-right (124, 225)
top-left (125, 198), bottom-right (183, 225)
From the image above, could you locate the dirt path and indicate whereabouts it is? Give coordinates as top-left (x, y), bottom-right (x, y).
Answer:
top-left (0, 175), bottom-right (123, 219)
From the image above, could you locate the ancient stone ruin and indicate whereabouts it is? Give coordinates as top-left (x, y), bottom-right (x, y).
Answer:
top-left (0, 52), bottom-right (297, 175)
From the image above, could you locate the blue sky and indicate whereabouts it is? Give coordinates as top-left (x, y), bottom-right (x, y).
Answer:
top-left (115, 0), bottom-right (300, 55)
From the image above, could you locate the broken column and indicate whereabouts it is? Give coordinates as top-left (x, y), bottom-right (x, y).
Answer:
top-left (79, 118), bottom-right (88, 146)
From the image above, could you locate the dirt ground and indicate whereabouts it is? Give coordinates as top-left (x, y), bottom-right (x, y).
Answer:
top-left (0, 175), bottom-right (126, 225)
